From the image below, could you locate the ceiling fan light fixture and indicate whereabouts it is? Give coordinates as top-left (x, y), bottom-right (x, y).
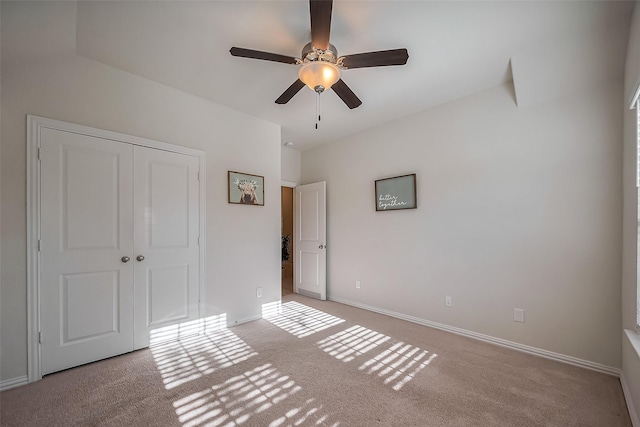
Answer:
top-left (298, 61), bottom-right (340, 93)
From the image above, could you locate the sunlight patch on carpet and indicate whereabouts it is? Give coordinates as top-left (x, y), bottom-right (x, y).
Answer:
top-left (262, 301), bottom-right (344, 338)
top-left (151, 328), bottom-right (257, 390)
top-left (172, 363), bottom-right (339, 427)
top-left (268, 398), bottom-right (339, 427)
top-left (149, 314), bottom-right (228, 346)
top-left (359, 342), bottom-right (437, 391)
top-left (316, 325), bottom-right (391, 362)
top-left (315, 325), bottom-right (436, 390)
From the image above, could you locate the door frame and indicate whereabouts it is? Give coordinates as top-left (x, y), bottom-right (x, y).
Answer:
top-left (26, 115), bottom-right (206, 382)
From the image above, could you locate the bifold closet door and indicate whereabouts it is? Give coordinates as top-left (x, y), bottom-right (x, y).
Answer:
top-left (132, 146), bottom-right (200, 349)
top-left (40, 129), bottom-right (201, 375)
top-left (40, 128), bottom-right (135, 375)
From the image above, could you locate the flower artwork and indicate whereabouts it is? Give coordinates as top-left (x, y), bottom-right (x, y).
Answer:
top-left (228, 171), bottom-right (264, 206)
top-left (235, 179), bottom-right (259, 204)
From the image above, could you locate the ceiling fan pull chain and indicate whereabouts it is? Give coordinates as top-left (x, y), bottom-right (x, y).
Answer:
top-left (315, 92), bottom-right (321, 130)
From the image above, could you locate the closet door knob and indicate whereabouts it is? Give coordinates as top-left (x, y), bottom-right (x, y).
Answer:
top-left (121, 256), bottom-right (131, 263)
top-left (136, 255), bottom-right (145, 262)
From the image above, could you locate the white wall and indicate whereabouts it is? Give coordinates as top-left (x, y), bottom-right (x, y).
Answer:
top-left (302, 80), bottom-right (623, 368)
top-left (0, 0), bottom-right (3, 382)
top-left (281, 146), bottom-right (301, 184)
top-left (622, 1), bottom-right (640, 422)
top-left (1, 1), bottom-right (282, 382)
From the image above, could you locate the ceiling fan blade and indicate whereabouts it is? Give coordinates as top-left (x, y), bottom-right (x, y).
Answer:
top-left (340, 48), bottom-right (409, 69)
top-left (310, 0), bottom-right (332, 51)
top-left (230, 47), bottom-right (298, 65)
top-left (332, 79), bottom-right (362, 109)
top-left (275, 79), bottom-right (306, 104)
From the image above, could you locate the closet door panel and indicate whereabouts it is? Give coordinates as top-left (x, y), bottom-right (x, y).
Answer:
top-left (40, 128), bottom-right (135, 375)
top-left (133, 146), bottom-right (200, 348)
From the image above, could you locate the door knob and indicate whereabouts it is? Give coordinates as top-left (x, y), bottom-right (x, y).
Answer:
top-left (121, 256), bottom-right (131, 263)
top-left (319, 244), bottom-right (324, 249)
top-left (136, 255), bottom-right (145, 262)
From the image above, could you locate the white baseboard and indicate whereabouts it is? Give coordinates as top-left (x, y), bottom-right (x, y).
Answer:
top-left (229, 314), bottom-right (262, 327)
top-left (0, 376), bottom-right (28, 391)
top-left (329, 296), bottom-right (620, 377)
top-left (621, 372), bottom-right (640, 427)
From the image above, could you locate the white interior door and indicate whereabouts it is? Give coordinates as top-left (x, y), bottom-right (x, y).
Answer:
top-left (294, 182), bottom-right (327, 300)
top-left (40, 128), bottom-right (135, 375)
top-left (133, 146), bottom-right (200, 348)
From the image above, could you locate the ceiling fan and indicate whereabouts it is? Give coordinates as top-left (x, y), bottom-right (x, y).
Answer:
top-left (230, 0), bottom-right (409, 110)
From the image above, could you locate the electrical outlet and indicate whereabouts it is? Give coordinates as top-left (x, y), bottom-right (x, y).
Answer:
top-left (445, 296), bottom-right (452, 307)
top-left (355, 280), bottom-right (361, 289)
top-left (514, 308), bottom-right (525, 322)
top-left (256, 287), bottom-right (263, 298)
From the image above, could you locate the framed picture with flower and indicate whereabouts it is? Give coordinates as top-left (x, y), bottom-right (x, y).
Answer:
top-left (228, 171), bottom-right (264, 206)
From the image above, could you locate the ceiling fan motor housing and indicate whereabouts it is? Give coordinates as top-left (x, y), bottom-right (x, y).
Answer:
top-left (301, 42), bottom-right (339, 66)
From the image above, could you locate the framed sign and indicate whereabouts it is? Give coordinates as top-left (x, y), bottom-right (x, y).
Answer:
top-left (228, 171), bottom-right (264, 206)
top-left (375, 174), bottom-right (417, 211)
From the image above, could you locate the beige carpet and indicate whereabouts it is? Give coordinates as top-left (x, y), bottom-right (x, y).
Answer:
top-left (0, 294), bottom-right (631, 426)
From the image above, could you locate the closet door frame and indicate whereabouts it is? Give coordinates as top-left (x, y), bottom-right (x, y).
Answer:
top-left (26, 115), bottom-right (206, 383)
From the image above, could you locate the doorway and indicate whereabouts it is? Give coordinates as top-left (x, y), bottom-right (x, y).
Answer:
top-left (281, 186), bottom-right (294, 295)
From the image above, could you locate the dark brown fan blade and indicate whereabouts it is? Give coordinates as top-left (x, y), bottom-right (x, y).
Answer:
top-left (275, 79), bottom-right (306, 104)
top-left (340, 48), bottom-right (409, 69)
top-left (230, 47), bottom-right (298, 64)
top-left (310, 0), bottom-right (332, 51)
top-left (332, 79), bottom-right (362, 109)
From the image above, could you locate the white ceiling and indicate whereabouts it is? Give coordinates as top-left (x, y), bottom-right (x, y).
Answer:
top-left (75, 1), bottom-right (633, 151)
